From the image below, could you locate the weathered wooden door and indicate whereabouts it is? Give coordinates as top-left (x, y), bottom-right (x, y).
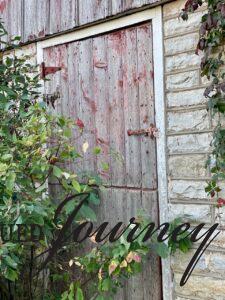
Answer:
top-left (44, 21), bottom-right (161, 300)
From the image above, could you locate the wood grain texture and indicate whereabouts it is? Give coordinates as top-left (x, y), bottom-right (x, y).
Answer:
top-left (1, 0), bottom-right (161, 44)
top-left (23, 0), bottom-right (49, 41)
top-left (43, 22), bottom-right (161, 299)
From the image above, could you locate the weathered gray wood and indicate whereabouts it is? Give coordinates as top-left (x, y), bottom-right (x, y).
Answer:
top-left (122, 26), bottom-right (142, 188)
top-left (111, 0), bottom-right (123, 15)
top-left (107, 30), bottom-right (126, 186)
top-left (137, 22), bottom-right (157, 190)
top-left (141, 191), bottom-right (162, 300)
top-left (23, 0), bottom-right (37, 41)
top-left (44, 21), bottom-right (161, 299)
top-left (1, 0), bottom-right (163, 44)
top-left (60, 0), bottom-right (77, 32)
top-left (67, 42), bottom-right (82, 174)
top-left (49, 0), bottom-right (61, 34)
top-left (78, 0), bottom-right (94, 25)
top-left (78, 38), bottom-right (96, 173)
top-left (4, 0), bottom-right (23, 42)
top-left (93, 35), bottom-right (111, 184)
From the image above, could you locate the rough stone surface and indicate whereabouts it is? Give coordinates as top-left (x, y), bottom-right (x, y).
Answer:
top-left (164, 32), bottom-right (199, 55)
top-left (174, 273), bottom-right (225, 299)
top-left (163, 1), bottom-right (225, 297)
top-left (169, 203), bottom-right (211, 222)
top-left (168, 154), bottom-right (208, 178)
top-left (166, 70), bottom-right (199, 90)
top-left (167, 88), bottom-right (206, 107)
top-left (167, 109), bottom-right (210, 132)
top-left (164, 11), bottom-right (205, 37)
top-left (168, 180), bottom-right (209, 200)
top-left (167, 133), bottom-right (212, 154)
top-left (165, 52), bottom-right (201, 72)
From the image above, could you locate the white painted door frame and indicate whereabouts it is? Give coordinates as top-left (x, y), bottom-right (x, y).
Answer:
top-left (37, 6), bottom-right (172, 300)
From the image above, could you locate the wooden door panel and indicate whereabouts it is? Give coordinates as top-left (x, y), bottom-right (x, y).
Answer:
top-left (44, 21), bottom-right (161, 300)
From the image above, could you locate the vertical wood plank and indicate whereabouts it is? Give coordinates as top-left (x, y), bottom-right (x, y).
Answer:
top-left (122, 27), bottom-right (141, 188)
top-left (93, 35), bottom-right (111, 184)
top-left (36, 0), bottom-right (49, 39)
top-left (43, 46), bottom-right (62, 115)
top-left (60, 0), bottom-right (77, 31)
top-left (107, 30), bottom-right (126, 186)
top-left (23, 0), bottom-right (37, 41)
top-left (67, 42), bottom-right (82, 174)
top-left (49, 0), bottom-right (61, 34)
top-left (78, 0), bottom-right (94, 25)
top-left (78, 38), bottom-right (96, 173)
top-left (11, 0), bottom-right (49, 42)
top-left (111, 0), bottom-right (123, 15)
top-left (93, 0), bottom-right (109, 21)
top-left (137, 22), bottom-right (157, 190)
top-left (141, 191), bottom-right (162, 300)
top-left (124, 0), bottom-right (149, 10)
top-left (8, 0), bottom-right (22, 41)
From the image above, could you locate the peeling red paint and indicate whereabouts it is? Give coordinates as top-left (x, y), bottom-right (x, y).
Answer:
top-left (118, 80), bottom-right (123, 88)
top-left (97, 137), bottom-right (110, 146)
top-left (28, 34), bottom-right (36, 41)
top-left (81, 80), bottom-right (97, 113)
top-left (38, 29), bottom-right (45, 38)
top-left (109, 30), bottom-right (125, 54)
top-left (139, 24), bottom-right (149, 33)
top-left (0, 0), bottom-right (7, 13)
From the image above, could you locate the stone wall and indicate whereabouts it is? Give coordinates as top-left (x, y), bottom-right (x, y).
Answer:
top-left (163, 1), bottom-right (225, 299)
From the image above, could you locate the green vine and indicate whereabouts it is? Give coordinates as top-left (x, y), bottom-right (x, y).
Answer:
top-left (182, 0), bottom-right (225, 208)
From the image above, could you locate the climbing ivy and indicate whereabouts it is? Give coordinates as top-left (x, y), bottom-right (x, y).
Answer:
top-left (181, 0), bottom-right (225, 207)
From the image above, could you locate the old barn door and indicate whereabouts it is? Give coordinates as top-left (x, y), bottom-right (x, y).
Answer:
top-left (44, 22), bottom-right (161, 299)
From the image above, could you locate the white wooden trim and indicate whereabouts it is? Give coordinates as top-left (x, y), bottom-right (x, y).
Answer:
top-left (37, 7), bottom-right (172, 300)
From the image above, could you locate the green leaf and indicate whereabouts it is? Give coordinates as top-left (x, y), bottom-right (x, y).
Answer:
top-left (31, 214), bottom-right (44, 226)
top-left (5, 268), bottom-right (18, 281)
top-left (0, 162), bottom-right (8, 173)
top-left (96, 296), bottom-right (105, 300)
top-left (101, 162), bottom-right (109, 171)
top-left (53, 166), bottom-right (62, 178)
top-left (89, 193), bottom-right (100, 205)
top-left (4, 256), bottom-right (17, 269)
top-left (152, 243), bottom-right (169, 259)
top-left (80, 205), bottom-right (97, 222)
top-left (1, 154), bottom-right (12, 161)
top-left (76, 287), bottom-right (84, 300)
top-left (93, 147), bottom-right (101, 155)
top-left (101, 278), bottom-right (111, 292)
top-left (72, 179), bottom-right (81, 193)
top-left (64, 128), bottom-right (72, 138)
top-left (6, 172), bottom-right (16, 191)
